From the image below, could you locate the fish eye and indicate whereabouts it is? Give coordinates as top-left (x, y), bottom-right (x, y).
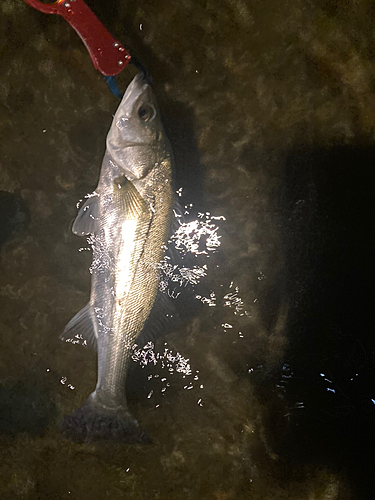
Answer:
top-left (138, 104), bottom-right (155, 122)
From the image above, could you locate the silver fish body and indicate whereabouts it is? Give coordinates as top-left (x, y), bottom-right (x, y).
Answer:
top-left (61, 74), bottom-right (173, 443)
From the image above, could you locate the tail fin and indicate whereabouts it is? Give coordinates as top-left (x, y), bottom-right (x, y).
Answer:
top-left (59, 400), bottom-right (151, 444)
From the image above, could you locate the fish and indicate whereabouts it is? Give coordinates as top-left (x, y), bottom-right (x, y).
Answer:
top-left (60, 73), bottom-right (174, 444)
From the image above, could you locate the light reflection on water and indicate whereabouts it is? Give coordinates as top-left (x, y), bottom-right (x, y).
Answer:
top-left (132, 199), bottom-right (227, 410)
top-left (131, 340), bottom-right (204, 407)
top-left (131, 268), bottom-right (252, 410)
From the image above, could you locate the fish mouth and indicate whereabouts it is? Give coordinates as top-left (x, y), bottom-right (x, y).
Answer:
top-left (119, 141), bottom-right (149, 147)
top-left (120, 73), bottom-right (150, 111)
top-left (108, 140), bottom-right (149, 151)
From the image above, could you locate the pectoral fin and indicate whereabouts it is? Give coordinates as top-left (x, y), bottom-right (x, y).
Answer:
top-left (72, 196), bottom-right (100, 236)
top-left (113, 176), bottom-right (148, 219)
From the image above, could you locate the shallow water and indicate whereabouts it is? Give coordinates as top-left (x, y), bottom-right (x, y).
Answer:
top-left (0, 0), bottom-right (374, 498)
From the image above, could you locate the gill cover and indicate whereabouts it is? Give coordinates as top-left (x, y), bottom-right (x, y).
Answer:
top-left (106, 74), bottom-right (164, 180)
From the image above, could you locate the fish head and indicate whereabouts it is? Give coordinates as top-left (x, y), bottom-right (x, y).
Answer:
top-left (106, 73), bottom-right (167, 180)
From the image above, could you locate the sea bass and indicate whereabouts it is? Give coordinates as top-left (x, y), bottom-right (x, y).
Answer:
top-left (60, 73), bottom-right (174, 443)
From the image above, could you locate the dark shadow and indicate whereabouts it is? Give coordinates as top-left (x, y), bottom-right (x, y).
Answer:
top-left (161, 100), bottom-right (204, 204)
top-left (0, 382), bottom-right (56, 437)
top-left (0, 191), bottom-right (30, 246)
top-left (276, 145), bottom-right (375, 499)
